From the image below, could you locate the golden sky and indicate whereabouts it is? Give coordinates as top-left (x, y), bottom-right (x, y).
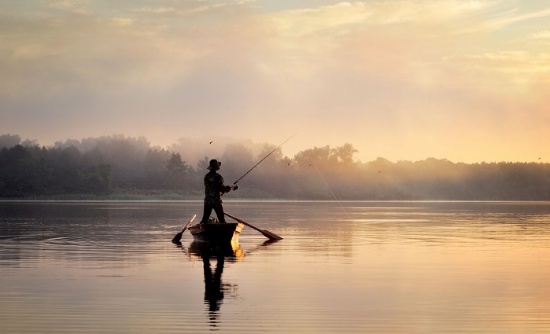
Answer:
top-left (1, 0), bottom-right (549, 163)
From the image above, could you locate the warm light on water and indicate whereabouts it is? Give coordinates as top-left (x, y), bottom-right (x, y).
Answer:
top-left (1, 201), bottom-right (550, 333)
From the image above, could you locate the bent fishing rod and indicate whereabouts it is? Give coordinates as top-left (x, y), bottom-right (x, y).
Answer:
top-left (232, 133), bottom-right (297, 186)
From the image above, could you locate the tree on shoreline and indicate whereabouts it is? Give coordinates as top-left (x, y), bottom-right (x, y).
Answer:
top-left (1, 134), bottom-right (549, 200)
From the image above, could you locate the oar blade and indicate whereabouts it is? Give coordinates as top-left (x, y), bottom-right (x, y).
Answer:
top-left (172, 232), bottom-right (184, 244)
top-left (260, 229), bottom-right (283, 241)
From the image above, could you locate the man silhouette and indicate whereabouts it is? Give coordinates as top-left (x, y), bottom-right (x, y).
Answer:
top-left (199, 159), bottom-right (237, 224)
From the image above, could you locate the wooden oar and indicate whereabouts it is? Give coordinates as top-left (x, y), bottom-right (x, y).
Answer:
top-left (224, 212), bottom-right (283, 241)
top-left (172, 214), bottom-right (196, 243)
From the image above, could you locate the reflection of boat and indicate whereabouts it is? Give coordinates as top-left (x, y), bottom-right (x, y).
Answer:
top-left (188, 222), bottom-right (244, 243)
top-left (179, 238), bottom-right (280, 326)
top-left (189, 240), bottom-right (244, 260)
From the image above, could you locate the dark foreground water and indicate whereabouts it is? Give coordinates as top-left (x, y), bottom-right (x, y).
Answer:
top-left (1, 201), bottom-right (550, 333)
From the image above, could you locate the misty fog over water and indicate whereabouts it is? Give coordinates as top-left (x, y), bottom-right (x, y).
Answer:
top-left (1, 134), bottom-right (549, 200)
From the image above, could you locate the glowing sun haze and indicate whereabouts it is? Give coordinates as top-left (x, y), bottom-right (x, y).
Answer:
top-left (1, 0), bottom-right (549, 163)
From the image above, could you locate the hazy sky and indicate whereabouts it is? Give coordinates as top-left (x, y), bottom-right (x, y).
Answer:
top-left (1, 0), bottom-right (549, 163)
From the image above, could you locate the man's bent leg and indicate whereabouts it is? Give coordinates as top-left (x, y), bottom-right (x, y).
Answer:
top-left (213, 204), bottom-right (226, 223)
top-left (201, 202), bottom-right (214, 224)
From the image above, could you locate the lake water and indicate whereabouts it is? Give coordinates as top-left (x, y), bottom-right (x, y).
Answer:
top-left (1, 201), bottom-right (550, 333)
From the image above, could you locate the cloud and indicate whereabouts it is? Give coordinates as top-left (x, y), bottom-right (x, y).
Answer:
top-left (444, 51), bottom-right (550, 90)
top-left (47, 0), bottom-right (92, 15)
top-left (1, 0), bottom-right (549, 162)
top-left (485, 7), bottom-right (550, 29)
top-left (132, 7), bottom-right (177, 15)
top-left (528, 30), bottom-right (550, 39)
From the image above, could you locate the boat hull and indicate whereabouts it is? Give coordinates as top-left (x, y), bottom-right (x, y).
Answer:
top-left (188, 222), bottom-right (244, 243)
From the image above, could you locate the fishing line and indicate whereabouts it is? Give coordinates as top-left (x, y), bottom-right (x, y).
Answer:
top-left (312, 164), bottom-right (352, 221)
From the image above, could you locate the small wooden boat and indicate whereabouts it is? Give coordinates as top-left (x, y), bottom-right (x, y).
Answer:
top-left (188, 221), bottom-right (244, 243)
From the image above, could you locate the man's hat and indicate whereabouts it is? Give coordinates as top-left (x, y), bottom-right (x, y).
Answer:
top-left (208, 159), bottom-right (221, 170)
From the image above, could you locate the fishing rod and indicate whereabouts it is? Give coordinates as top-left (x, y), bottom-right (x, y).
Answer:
top-left (232, 133), bottom-right (297, 186)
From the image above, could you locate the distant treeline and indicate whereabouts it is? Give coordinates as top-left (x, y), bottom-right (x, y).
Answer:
top-left (1, 134), bottom-right (549, 200)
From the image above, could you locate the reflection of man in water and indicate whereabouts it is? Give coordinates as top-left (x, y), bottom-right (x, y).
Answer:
top-left (203, 255), bottom-right (225, 313)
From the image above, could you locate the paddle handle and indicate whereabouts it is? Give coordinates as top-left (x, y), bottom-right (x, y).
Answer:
top-left (224, 212), bottom-right (283, 241)
top-left (172, 214), bottom-right (196, 243)
top-left (224, 212), bottom-right (260, 232)
top-left (181, 214), bottom-right (196, 233)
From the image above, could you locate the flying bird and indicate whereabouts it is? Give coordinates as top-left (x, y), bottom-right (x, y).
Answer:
top-left (209, 141), bottom-right (213, 144)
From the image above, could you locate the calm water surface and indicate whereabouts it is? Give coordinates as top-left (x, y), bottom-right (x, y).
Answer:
top-left (1, 201), bottom-right (550, 333)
